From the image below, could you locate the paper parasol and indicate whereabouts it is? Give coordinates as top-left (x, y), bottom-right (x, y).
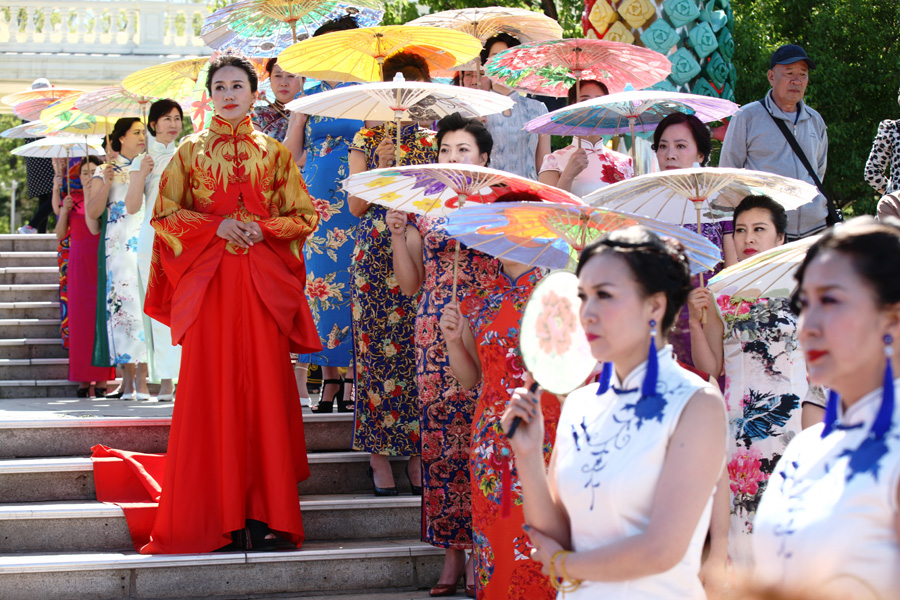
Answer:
top-left (342, 163), bottom-right (581, 217)
top-left (202, 0), bottom-right (384, 45)
top-left (520, 270), bottom-right (597, 395)
top-left (708, 236), bottom-right (819, 300)
top-left (40, 96), bottom-right (116, 136)
top-left (442, 202), bottom-right (722, 274)
top-left (122, 58), bottom-right (211, 104)
top-left (407, 7), bottom-right (562, 44)
top-left (11, 135), bottom-right (104, 159)
top-left (75, 86), bottom-right (186, 121)
top-left (1, 86), bottom-right (83, 109)
top-left (1, 121), bottom-right (49, 139)
top-left (483, 38), bottom-right (670, 97)
top-left (277, 25), bottom-right (482, 83)
top-left (287, 77), bottom-right (513, 163)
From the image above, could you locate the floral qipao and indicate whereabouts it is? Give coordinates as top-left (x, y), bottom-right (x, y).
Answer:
top-left (553, 348), bottom-right (719, 599)
top-left (141, 115), bottom-right (320, 554)
top-left (754, 379), bottom-right (900, 598)
top-left (461, 268), bottom-right (559, 600)
top-left (350, 123), bottom-right (436, 456)
top-left (416, 216), bottom-right (499, 550)
top-left (96, 154), bottom-right (147, 365)
top-left (298, 83), bottom-right (363, 366)
top-left (716, 294), bottom-right (808, 565)
top-left (252, 103), bottom-right (290, 143)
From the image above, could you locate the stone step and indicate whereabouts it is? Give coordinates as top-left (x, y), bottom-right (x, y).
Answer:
top-left (0, 251), bottom-right (59, 268)
top-left (0, 453), bottom-right (416, 503)
top-left (0, 337), bottom-right (69, 360)
top-left (0, 301), bottom-right (61, 319)
top-left (0, 234), bottom-right (59, 253)
top-left (0, 284), bottom-right (61, 303)
top-left (0, 413), bottom-right (354, 458)
top-left (0, 494), bottom-right (423, 553)
top-left (0, 266), bottom-right (60, 285)
top-left (0, 538), bottom-right (442, 600)
top-left (0, 357), bottom-right (69, 381)
top-left (0, 318), bottom-right (63, 339)
top-left (0, 378), bottom-right (78, 399)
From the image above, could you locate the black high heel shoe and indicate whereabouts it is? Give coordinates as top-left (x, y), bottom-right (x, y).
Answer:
top-left (367, 466), bottom-right (399, 497)
top-left (337, 378), bottom-right (356, 413)
top-left (246, 519), bottom-right (296, 551)
top-left (312, 378), bottom-right (344, 413)
top-left (406, 463), bottom-right (423, 496)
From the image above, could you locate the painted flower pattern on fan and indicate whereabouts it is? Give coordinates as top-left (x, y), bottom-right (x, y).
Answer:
top-left (718, 293), bottom-right (807, 564)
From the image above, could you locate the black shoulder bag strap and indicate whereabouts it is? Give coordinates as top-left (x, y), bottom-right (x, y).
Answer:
top-left (758, 99), bottom-right (842, 226)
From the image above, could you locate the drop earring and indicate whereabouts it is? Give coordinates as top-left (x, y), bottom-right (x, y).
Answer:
top-left (642, 319), bottom-right (659, 399)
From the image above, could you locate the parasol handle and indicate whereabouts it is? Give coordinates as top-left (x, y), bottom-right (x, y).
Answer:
top-left (695, 203), bottom-right (708, 325)
top-left (65, 147), bottom-right (70, 197)
top-left (394, 116), bottom-right (402, 165)
top-left (628, 117), bottom-right (637, 171)
top-left (451, 194), bottom-right (465, 302)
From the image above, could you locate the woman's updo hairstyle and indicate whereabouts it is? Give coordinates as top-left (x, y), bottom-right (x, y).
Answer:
top-left (566, 80), bottom-right (609, 105)
top-left (576, 226), bottom-right (692, 332)
top-left (206, 54), bottom-right (259, 94)
top-left (109, 117), bottom-right (142, 153)
top-left (312, 14), bottom-right (359, 37)
top-left (436, 112), bottom-right (493, 166)
top-left (146, 98), bottom-right (183, 137)
top-left (480, 32), bottom-right (519, 65)
top-left (791, 216), bottom-right (900, 313)
top-left (733, 194), bottom-right (788, 236)
top-left (651, 112), bottom-right (712, 166)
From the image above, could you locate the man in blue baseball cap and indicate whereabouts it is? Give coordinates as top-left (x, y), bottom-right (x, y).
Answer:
top-left (720, 44), bottom-right (835, 238)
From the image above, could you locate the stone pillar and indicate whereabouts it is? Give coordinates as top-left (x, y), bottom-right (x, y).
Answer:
top-left (582, 0), bottom-right (736, 102)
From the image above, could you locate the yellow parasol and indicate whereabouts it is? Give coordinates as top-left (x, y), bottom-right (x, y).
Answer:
top-left (40, 96), bottom-right (116, 136)
top-left (122, 58), bottom-right (211, 103)
top-left (277, 25), bottom-right (482, 83)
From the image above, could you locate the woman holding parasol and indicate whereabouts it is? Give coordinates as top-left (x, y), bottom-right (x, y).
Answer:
top-left (385, 112), bottom-right (499, 596)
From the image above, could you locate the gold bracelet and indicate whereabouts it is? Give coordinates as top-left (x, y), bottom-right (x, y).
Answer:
top-left (548, 550), bottom-right (581, 594)
top-left (559, 551), bottom-right (582, 592)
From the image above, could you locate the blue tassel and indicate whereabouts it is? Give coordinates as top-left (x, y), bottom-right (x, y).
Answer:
top-left (642, 320), bottom-right (659, 399)
top-left (596, 362), bottom-right (613, 395)
top-left (821, 389), bottom-right (839, 438)
top-left (872, 336), bottom-right (895, 440)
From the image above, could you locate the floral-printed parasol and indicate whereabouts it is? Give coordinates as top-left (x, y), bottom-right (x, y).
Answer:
top-left (708, 236), bottom-right (819, 300)
top-left (442, 202), bottom-right (721, 274)
top-left (1, 87), bottom-right (84, 121)
top-left (483, 38), bottom-right (670, 98)
top-left (519, 271), bottom-right (597, 395)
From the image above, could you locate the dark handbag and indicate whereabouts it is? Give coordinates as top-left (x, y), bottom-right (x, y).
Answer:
top-left (759, 99), bottom-right (843, 226)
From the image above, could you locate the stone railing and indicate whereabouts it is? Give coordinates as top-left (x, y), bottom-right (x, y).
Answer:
top-left (0, 0), bottom-right (213, 56)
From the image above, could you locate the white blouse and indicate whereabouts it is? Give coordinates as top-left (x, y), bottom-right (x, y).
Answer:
top-left (754, 378), bottom-right (900, 600)
top-left (554, 347), bottom-right (723, 599)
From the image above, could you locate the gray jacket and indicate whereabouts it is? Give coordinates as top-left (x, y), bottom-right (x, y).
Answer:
top-left (719, 91), bottom-right (829, 237)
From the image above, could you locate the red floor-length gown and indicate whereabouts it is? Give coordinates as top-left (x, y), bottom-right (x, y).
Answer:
top-left (133, 115), bottom-right (320, 554)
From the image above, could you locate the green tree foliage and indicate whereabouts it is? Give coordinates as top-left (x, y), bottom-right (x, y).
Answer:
top-left (0, 114), bottom-right (32, 234)
top-left (730, 0), bottom-right (900, 215)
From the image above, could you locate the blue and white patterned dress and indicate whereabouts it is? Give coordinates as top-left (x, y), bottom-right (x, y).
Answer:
top-left (553, 347), bottom-right (723, 599)
top-left (754, 379), bottom-right (900, 599)
top-left (96, 155), bottom-right (147, 365)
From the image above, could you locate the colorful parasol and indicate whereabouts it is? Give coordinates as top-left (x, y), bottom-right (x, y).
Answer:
top-left (122, 58), bottom-right (212, 104)
top-left (483, 38), bottom-right (670, 98)
top-left (343, 162), bottom-right (580, 297)
top-left (442, 202), bottom-right (722, 274)
top-left (342, 163), bottom-right (581, 217)
top-left (277, 25), bottom-right (483, 83)
top-left (40, 96), bottom-right (116, 136)
top-left (524, 89), bottom-right (739, 166)
top-left (11, 98), bottom-right (67, 121)
top-left (708, 236), bottom-right (819, 300)
top-left (407, 7), bottom-right (562, 44)
top-left (1, 120), bottom-right (49, 139)
top-left (202, 0), bottom-right (384, 46)
top-left (520, 270), bottom-right (597, 395)
top-left (286, 76), bottom-right (513, 162)
top-left (1, 87), bottom-right (83, 109)
top-left (74, 86), bottom-right (185, 121)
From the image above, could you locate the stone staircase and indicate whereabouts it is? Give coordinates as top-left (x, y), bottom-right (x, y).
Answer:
top-left (0, 234), bottom-right (450, 599)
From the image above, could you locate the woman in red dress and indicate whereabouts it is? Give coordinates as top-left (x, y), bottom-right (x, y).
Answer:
top-left (440, 250), bottom-right (559, 600)
top-left (141, 54), bottom-right (321, 553)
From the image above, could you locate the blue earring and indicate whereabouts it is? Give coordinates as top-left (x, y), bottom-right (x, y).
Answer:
top-left (872, 334), bottom-right (895, 440)
top-left (642, 319), bottom-right (659, 399)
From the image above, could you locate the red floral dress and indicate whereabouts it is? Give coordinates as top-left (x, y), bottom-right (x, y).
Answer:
top-left (416, 216), bottom-right (499, 550)
top-left (462, 268), bottom-right (559, 600)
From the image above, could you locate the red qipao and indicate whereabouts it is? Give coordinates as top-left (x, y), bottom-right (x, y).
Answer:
top-left (133, 115), bottom-right (320, 554)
